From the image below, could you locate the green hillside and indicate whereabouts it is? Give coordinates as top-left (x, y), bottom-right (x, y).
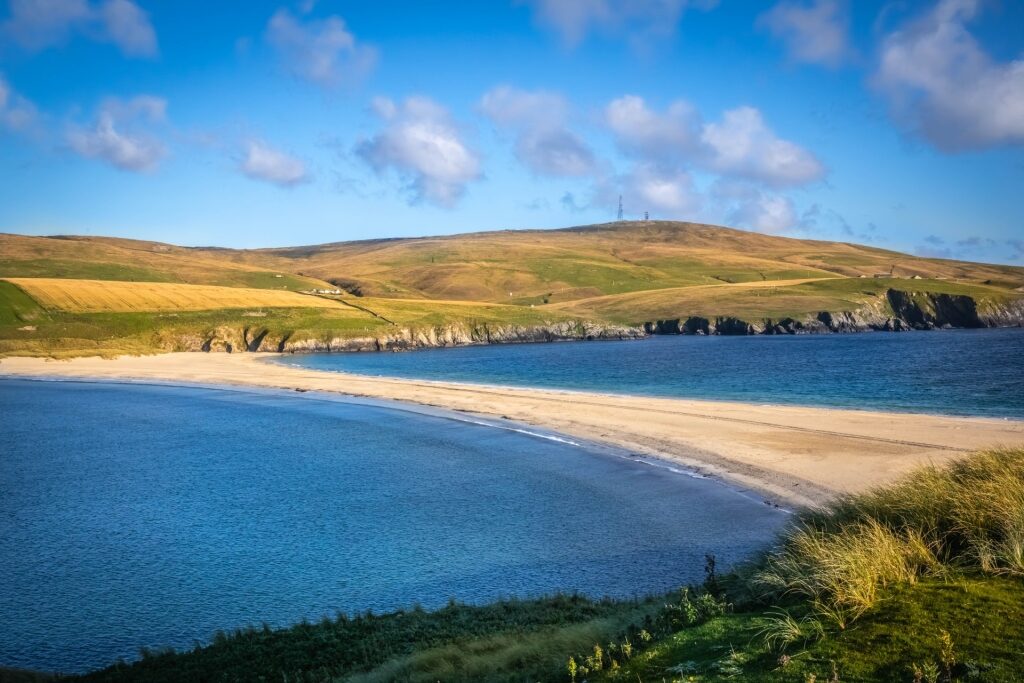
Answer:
top-left (2, 222), bottom-right (1022, 357)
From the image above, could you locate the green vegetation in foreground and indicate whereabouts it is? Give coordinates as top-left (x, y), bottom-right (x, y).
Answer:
top-left (35, 448), bottom-right (1021, 683)
top-left (70, 596), bottom-right (657, 683)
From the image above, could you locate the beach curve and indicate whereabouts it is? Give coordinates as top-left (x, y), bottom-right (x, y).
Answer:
top-left (3, 352), bottom-right (1023, 509)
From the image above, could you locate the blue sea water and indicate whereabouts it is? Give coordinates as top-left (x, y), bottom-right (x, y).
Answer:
top-left (276, 328), bottom-right (1024, 419)
top-left (0, 380), bottom-right (787, 674)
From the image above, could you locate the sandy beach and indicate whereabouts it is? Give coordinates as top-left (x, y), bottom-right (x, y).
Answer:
top-left (3, 352), bottom-right (1022, 508)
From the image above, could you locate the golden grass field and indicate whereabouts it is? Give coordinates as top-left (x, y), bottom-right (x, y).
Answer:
top-left (2, 278), bottom-right (349, 313)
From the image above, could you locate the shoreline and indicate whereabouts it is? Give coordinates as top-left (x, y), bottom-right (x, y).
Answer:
top-left (270, 341), bottom-right (1024, 423)
top-left (1, 374), bottom-right (781, 512)
top-left (3, 352), bottom-right (1023, 508)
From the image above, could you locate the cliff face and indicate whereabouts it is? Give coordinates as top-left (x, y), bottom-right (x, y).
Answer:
top-left (163, 320), bottom-right (645, 354)
top-left (643, 289), bottom-right (1024, 337)
top-left (165, 289), bottom-right (1024, 353)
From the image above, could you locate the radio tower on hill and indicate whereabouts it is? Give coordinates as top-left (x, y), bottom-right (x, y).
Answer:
top-left (617, 195), bottom-right (624, 221)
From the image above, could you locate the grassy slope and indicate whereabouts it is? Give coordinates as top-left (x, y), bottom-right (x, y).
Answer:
top-left (2, 222), bottom-right (1023, 357)
top-left (552, 277), bottom-right (1020, 324)
top-left (0, 233), bottom-right (331, 290)
top-left (49, 448), bottom-right (1024, 683)
top-left (597, 577), bottom-right (1024, 683)
top-left (198, 222), bottom-right (1024, 303)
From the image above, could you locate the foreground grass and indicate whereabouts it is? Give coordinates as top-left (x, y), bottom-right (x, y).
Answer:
top-left (600, 576), bottom-right (1024, 682)
top-left (72, 596), bottom-right (656, 683)
top-left (21, 448), bottom-right (1016, 683)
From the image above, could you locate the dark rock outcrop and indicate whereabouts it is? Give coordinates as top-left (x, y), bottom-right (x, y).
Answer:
top-left (643, 289), bottom-right (1024, 338)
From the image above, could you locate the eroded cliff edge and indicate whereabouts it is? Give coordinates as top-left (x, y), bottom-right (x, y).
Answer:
top-left (171, 288), bottom-right (1024, 353)
top-left (643, 289), bottom-right (1024, 336)
top-left (170, 320), bottom-right (645, 354)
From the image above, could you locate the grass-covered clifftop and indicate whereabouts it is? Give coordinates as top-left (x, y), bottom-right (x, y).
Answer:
top-left (2, 222), bottom-right (1023, 357)
top-left (41, 448), bottom-right (1023, 682)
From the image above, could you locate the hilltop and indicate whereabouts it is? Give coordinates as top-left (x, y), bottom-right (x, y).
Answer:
top-left (1, 221), bottom-right (1023, 357)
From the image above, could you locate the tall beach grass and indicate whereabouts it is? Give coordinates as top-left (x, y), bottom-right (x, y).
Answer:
top-left (752, 448), bottom-right (1024, 630)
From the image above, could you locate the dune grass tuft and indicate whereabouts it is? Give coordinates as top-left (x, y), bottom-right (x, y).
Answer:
top-left (753, 448), bottom-right (1024, 630)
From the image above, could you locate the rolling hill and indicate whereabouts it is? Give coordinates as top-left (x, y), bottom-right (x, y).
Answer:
top-left (1, 221), bottom-right (1022, 357)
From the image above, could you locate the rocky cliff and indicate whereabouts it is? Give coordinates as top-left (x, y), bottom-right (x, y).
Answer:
top-left (164, 289), bottom-right (1023, 353)
top-left (642, 289), bottom-right (1024, 337)
top-left (163, 320), bottom-right (645, 354)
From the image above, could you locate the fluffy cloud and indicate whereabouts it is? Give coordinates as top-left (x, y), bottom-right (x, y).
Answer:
top-left (701, 106), bottom-right (825, 187)
top-left (521, 0), bottom-right (716, 47)
top-left (605, 95), bottom-right (699, 161)
top-left (606, 96), bottom-right (825, 187)
top-left (479, 86), bottom-right (595, 177)
top-left (621, 163), bottom-right (702, 216)
top-left (758, 0), bottom-right (851, 68)
top-left (730, 192), bottom-right (798, 233)
top-left (1, 0), bottom-right (157, 57)
top-left (0, 74), bottom-right (39, 132)
top-left (265, 8), bottom-right (376, 87)
top-left (873, 0), bottom-right (1024, 151)
top-left (356, 97), bottom-right (481, 207)
top-left (66, 95), bottom-right (167, 171)
top-left (708, 179), bottom-right (799, 234)
top-left (238, 140), bottom-right (310, 187)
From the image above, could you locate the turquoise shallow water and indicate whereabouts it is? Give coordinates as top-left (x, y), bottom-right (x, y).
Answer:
top-left (276, 328), bottom-right (1024, 419)
top-left (0, 379), bottom-right (787, 674)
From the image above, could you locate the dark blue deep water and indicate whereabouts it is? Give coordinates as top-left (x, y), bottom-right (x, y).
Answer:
top-left (0, 380), bottom-right (787, 674)
top-left (277, 329), bottom-right (1024, 419)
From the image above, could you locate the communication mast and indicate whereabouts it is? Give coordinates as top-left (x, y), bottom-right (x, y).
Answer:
top-left (617, 195), bottom-right (624, 221)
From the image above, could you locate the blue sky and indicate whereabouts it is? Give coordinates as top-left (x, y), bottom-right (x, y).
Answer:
top-left (0, 0), bottom-right (1021, 263)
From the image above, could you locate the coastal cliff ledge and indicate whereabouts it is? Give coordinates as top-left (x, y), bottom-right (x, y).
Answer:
top-left (174, 320), bottom-right (645, 354)
top-left (643, 288), bottom-right (1024, 337)
top-left (170, 289), bottom-right (1023, 353)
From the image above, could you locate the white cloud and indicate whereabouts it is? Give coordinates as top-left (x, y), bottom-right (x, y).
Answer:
top-left (758, 0), bottom-right (851, 68)
top-left (521, 0), bottom-right (716, 47)
top-left (605, 95), bottom-right (699, 161)
top-left (356, 96), bottom-right (481, 207)
top-left (97, 0), bottom-right (157, 57)
top-left (622, 163), bottom-right (702, 216)
top-left (479, 86), bottom-right (568, 128)
top-left (700, 106), bottom-right (825, 187)
top-left (731, 193), bottom-right (797, 233)
top-left (0, 74), bottom-right (39, 132)
top-left (1, 0), bottom-right (157, 57)
top-left (605, 96), bottom-right (825, 187)
top-left (66, 95), bottom-right (167, 171)
top-left (239, 140), bottom-right (310, 187)
top-left (872, 0), bottom-right (1024, 151)
top-left (514, 127), bottom-right (595, 177)
top-left (265, 8), bottom-right (376, 87)
top-left (479, 85), bottom-right (595, 177)
top-left (708, 179), bottom-right (801, 234)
